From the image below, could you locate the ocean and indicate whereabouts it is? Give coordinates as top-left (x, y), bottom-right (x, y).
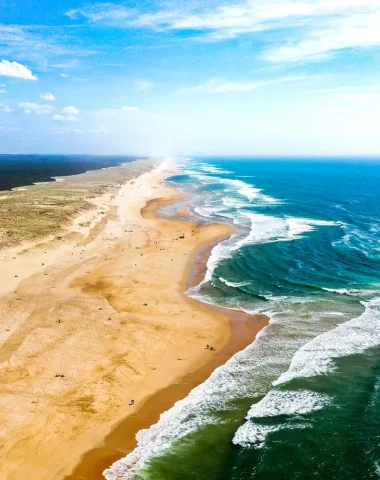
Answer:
top-left (105, 157), bottom-right (380, 480)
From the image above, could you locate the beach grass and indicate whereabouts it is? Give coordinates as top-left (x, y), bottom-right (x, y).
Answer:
top-left (0, 160), bottom-right (157, 249)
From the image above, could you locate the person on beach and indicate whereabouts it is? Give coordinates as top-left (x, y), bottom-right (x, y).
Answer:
top-left (129, 399), bottom-right (134, 406)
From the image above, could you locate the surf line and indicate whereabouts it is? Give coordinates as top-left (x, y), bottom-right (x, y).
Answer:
top-left (65, 178), bottom-right (268, 480)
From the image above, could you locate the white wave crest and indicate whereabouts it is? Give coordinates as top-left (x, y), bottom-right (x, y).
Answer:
top-left (222, 178), bottom-right (279, 203)
top-left (233, 299), bottom-right (380, 450)
top-left (193, 205), bottom-right (213, 219)
top-left (203, 238), bottom-right (234, 282)
top-left (286, 218), bottom-right (336, 237)
top-left (274, 297), bottom-right (380, 385)
top-left (233, 423), bottom-right (282, 449)
top-left (219, 277), bottom-right (249, 288)
top-left (247, 389), bottom-right (330, 418)
top-left (233, 389), bottom-right (329, 448)
top-left (322, 287), bottom-right (378, 297)
top-left (234, 213), bottom-right (338, 249)
top-left (199, 164), bottom-right (232, 175)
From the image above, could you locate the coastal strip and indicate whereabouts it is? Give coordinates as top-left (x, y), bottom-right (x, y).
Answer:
top-left (66, 163), bottom-right (268, 479)
top-left (0, 158), bottom-right (267, 480)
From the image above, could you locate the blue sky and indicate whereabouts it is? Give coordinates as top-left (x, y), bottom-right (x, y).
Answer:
top-left (0, 0), bottom-right (380, 155)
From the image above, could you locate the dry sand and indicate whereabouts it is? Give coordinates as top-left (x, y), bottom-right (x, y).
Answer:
top-left (0, 159), bottom-right (267, 480)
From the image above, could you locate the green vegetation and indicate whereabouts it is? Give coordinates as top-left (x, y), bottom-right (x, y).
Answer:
top-left (0, 160), bottom-right (157, 249)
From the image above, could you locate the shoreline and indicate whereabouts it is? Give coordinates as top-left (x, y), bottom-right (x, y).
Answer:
top-left (0, 159), bottom-right (157, 298)
top-left (65, 174), bottom-right (268, 479)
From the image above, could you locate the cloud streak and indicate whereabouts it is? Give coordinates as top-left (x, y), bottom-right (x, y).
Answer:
top-left (122, 106), bottom-right (140, 112)
top-left (180, 75), bottom-right (307, 94)
top-left (66, 1), bottom-right (380, 64)
top-left (135, 80), bottom-right (155, 91)
top-left (19, 102), bottom-right (53, 114)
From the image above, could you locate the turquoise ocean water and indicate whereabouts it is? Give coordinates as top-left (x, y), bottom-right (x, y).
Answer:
top-left (105, 157), bottom-right (380, 480)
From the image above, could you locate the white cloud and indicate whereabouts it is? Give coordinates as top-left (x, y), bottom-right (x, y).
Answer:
top-left (0, 25), bottom-right (80, 63)
top-left (261, 10), bottom-right (380, 63)
top-left (53, 106), bottom-right (80, 122)
top-left (135, 80), bottom-right (155, 91)
top-left (53, 59), bottom-right (79, 69)
top-left (53, 114), bottom-right (78, 122)
top-left (0, 126), bottom-right (22, 133)
top-left (19, 102), bottom-right (53, 115)
top-left (66, 1), bottom-right (380, 64)
top-left (40, 92), bottom-right (56, 101)
top-left (0, 60), bottom-right (37, 80)
top-left (88, 126), bottom-right (109, 133)
top-left (0, 84), bottom-right (6, 94)
top-left (122, 106), bottom-right (140, 112)
top-left (0, 103), bottom-right (13, 113)
top-left (181, 75), bottom-right (306, 94)
top-left (66, 5), bottom-right (134, 23)
top-left (60, 73), bottom-right (69, 78)
top-left (63, 106), bottom-right (79, 116)
top-left (49, 127), bottom-right (83, 135)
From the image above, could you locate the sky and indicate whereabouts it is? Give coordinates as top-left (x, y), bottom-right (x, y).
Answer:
top-left (0, 0), bottom-right (380, 156)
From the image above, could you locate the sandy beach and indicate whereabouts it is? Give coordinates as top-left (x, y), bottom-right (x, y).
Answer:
top-left (0, 159), bottom-right (267, 480)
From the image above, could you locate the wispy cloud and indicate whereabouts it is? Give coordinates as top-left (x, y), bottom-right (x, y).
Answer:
top-left (261, 10), bottom-right (380, 63)
top-left (40, 92), bottom-right (56, 101)
top-left (122, 106), bottom-right (140, 112)
top-left (0, 24), bottom-right (95, 72)
top-left (0, 83), bottom-right (6, 93)
top-left (53, 105), bottom-right (80, 122)
top-left (66, 1), bottom-right (380, 64)
top-left (0, 25), bottom-right (69, 61)
top-left (0, 59), bottom-right (37, 80)
top-left (66, 4), bottom-right (135, 23)
top-left (88, 126), bottom-right (109, 134)
top-left (0, 103), bottom-right (13, 113)
top-left (49, 127), bottom-right (83, 135)
top-left (52, 59), bottom-right (79, 69)
top-left (19, 102), bottom-right (53, 115)
top-left (135, 80), bottom-right (155, 91)
top-left (0, 126), bottom-right (22, 133)
top-left (180, 75), bottom-right (306, 94)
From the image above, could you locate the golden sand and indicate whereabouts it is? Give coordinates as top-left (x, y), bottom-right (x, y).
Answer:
top-left (0, 159), bottom-right (267, 480)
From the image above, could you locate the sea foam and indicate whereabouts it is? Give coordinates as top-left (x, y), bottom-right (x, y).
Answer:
top-left (233, 390), bottom-right (330, 448)
top-left (233, 213), bottom-right (338, 249)
top-left (219, 277), bottom-right (250, 288)
top-left (233, 299), bottom-right (380, 449)
top-left (273, 297), bottom-right (380, 385)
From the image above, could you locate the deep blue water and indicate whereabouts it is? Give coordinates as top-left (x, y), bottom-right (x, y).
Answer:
top-left (105, 157), bottom-right (380, 480)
